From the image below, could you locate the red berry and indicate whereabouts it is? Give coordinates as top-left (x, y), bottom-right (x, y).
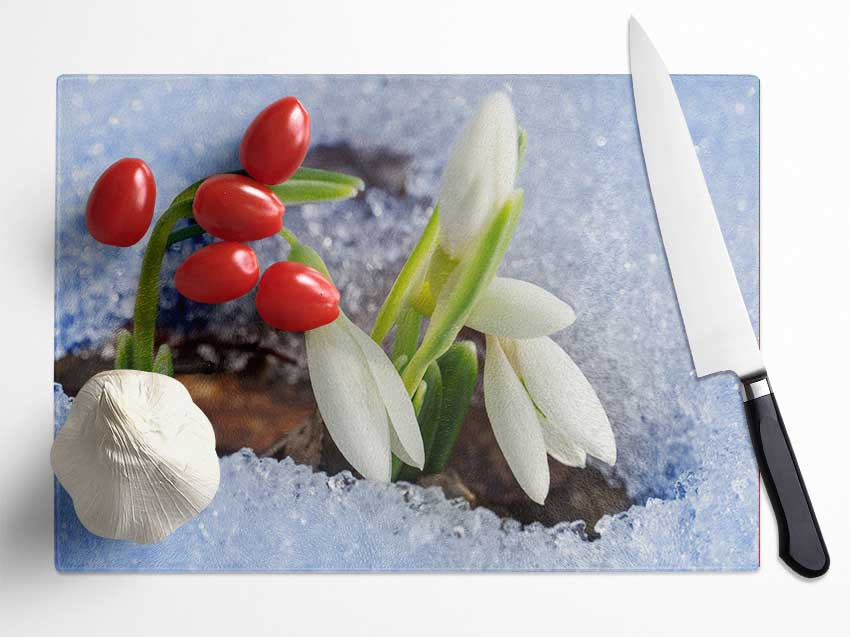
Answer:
top-left (175, 242), bottom-right (259, 304)
top-left (86, 158), bottom-right (156, 247)
top-left (192, 174), bottom-right (284, 241)
top-left (240, 97), bottom-right (311, 185)
top-left (256, 262), bottom-right (340, 332)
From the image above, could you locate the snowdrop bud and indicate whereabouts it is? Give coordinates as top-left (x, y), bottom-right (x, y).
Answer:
top-left (437, 92), bottom-right (518, 259)
top-left (51, 370), bottom-right (220, 544)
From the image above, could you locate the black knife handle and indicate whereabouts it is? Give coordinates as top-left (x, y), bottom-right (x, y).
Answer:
top-left (742, 375), bottom-right (829, 578)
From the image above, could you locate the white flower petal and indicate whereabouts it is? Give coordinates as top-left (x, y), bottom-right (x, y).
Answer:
top-left (511, 337), bottom-right (616, 465)
top-left (306, 320), bottom-right (391, 481)
top-left (389, 428), bottom-right (418, 468)
top-left (466, 277), bottom-right (576, 338)
top-left (483, 334), bottom-right (549, 504)
top-left (340, 315), bottom-right (425, 469)
top-left (538, 414), bottom-right (587, 468)
top-left (438, 92), bottom-right (518, 258)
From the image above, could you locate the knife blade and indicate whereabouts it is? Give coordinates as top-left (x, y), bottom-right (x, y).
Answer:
top-left (629, 17), bottom-right (829, 578)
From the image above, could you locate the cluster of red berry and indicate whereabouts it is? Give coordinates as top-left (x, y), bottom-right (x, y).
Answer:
top-left (85, 97), bottom-right (341, 333)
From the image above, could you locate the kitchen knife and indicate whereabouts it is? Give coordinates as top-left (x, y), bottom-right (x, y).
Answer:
top-left (628, 17), bottom-right (829, 578)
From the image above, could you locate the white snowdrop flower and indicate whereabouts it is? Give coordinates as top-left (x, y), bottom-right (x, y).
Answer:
top-left (437, 92), bottom-right (518, 259)
top-left (306, 314), bottom-right (425, 481)
top-left (51, 370), bottom-right (220, 544)
top-left (466, 276), bottom-right (576, 339)
top-left (483, 335), bottom-right (616, 505)
top-left (462, 270), bottom-right (609, 504)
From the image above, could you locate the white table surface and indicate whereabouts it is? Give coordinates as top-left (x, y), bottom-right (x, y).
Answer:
top-left (0, 1), bottom-right (847, 635)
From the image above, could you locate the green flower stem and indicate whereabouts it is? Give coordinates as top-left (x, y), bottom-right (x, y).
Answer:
top-left (278, 226), bottom-right (299, 248)
top-left (171, 180), bottom-right (204, 206)
top-left (279, 228), bottom-right (334, 282)
top-left (166, 222), bottom-right (205, 247)
top-left (400, 191), bottom-right (524, 394)
top-left (130, 200), bottom-right (194, 371)
top-left (390, 455), bottom-right (404, 481)
top-left (392, 354), bottom-right (408, 372)
top-left (370, 208), bottom-right (440, 345)
top-left (391, 306), bottom-right (423, 367)
top-left (410, 246), bottom-right (458, 316)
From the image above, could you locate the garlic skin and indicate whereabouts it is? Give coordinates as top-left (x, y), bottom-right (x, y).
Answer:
top-left (51, 370), bottom-right (220, 544)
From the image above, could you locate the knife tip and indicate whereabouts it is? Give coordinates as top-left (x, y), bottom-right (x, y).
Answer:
top-left (628, 16), bottom-right (643, 39)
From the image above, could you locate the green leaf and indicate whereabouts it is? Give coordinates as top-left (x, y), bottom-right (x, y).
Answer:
top-left (114, 329), bottom-right (134, 369)
top-left (419, 362), bottom-right (444, 453)
top-left (152, 344), bottom-right (174, 376)
top-left (400, 191), bottom-right (523, 393)
top-left (269, 179), bottom-right (362, 205)
top-left (370, 208), bottom-right (440, 344)
top-left (290, 167), bottom-right (365, 190)
top-left (391, 306), bottom-right (423, 365)
top-left (397, 362), bottom-right (443, 482)
top-left (425, 341), bottom-right (478, 474)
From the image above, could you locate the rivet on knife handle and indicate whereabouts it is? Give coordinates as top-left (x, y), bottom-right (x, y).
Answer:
top-left (742, 376), bottom-right (830, 577)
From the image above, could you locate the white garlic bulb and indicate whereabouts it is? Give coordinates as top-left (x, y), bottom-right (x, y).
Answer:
top-left (51, 370), bottom-right (220, 544)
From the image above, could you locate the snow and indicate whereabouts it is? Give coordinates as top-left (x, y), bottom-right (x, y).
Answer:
top-left (55, 75), bottom-right (759, 570)
top-left (54, 385), bottom-right (756, 571)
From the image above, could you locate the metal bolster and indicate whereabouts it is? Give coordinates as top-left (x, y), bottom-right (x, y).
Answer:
top-left (740, 376), bottom-right (772, 402)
